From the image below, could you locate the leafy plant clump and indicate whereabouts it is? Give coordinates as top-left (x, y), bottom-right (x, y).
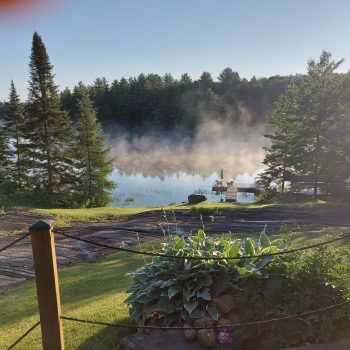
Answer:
top-left (125, 231), bottom-right (350, 349)
top-left (125, 230), bottom-right (282, 326)
top-left (237, 243), bottom-right (350, 349)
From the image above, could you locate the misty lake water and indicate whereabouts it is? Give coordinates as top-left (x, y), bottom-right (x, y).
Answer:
top-left (108, 129), bottom-right (267, 207)
top-left (110, 169), bottom-right (260, 207)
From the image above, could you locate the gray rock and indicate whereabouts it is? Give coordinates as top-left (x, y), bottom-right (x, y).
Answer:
top-left (118, 329), bottom-right (244, 350)
top-left (196, 329), bottom-right (216, 348)
top-left (188, 194), bottom-right (207, 204)
top-left (183, 325), bottom-right (197, 342)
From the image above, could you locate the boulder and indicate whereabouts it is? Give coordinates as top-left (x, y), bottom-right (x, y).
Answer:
top-left (118, 329), bottom-right (245, 350)
top-left (213, 293), bottom-right (235, 315)
top-left (188, 194), bottom-right (207, 204)
top-left (183, 325), bottom-right (197, 342)
top-left (196, 329), bottom-right (216, 348)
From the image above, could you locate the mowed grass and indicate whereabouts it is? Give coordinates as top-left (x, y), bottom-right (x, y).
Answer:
top-left (1, 225), bottom-right (349, 350)
top-left (31, 199), bottom-right (334, 228)
top-left (0, 250), bottom-right (148, 350)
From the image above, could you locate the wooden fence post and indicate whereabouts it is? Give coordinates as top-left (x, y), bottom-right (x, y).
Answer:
top-left (29, 219), bottom-right (65, 350)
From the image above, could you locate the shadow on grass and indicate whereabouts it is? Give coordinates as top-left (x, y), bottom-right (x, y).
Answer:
top-left (76, 316), bottom-right (133, 350)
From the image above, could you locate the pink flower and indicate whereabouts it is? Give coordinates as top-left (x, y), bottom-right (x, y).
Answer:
top-left (217, 329), bottom-right (233, 345)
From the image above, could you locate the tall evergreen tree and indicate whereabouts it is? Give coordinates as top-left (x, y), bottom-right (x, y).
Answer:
top-left (264, 52), bottom-right (350, 196)
top-left (74, 92), bottom-right (115, 207)
top-left (3, 81), bottom-right (28, 190)
top-left (26, 32), bottom-right (75, 193)
top-left (0, 122), bottom-right (12, 192)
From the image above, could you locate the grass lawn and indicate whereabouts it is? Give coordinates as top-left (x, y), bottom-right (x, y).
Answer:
top-left (31, 200), bottom-right (332, 227)
top-left (1, 226), bottom-right (349, 350)
top-left (0, 250), bottom-right (147, 350)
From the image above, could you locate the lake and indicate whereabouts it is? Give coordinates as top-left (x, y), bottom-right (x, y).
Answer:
top-left (110, 170), bottom-right (261, 207)
top-left (108, 128), bottom-right (267, 207)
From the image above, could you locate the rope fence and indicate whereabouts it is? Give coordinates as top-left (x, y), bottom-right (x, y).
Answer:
top-left (60, 299), bottom-right (350, 330)
top-left (54, 229), bottom-right (350, 261)
top-left (5, 321), bottom-right (40, 350)
top-left (0, 233), bottom-right (31, 253)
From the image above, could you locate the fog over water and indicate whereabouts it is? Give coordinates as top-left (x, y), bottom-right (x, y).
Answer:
top-left (108, 117), bottom-right (269, 207)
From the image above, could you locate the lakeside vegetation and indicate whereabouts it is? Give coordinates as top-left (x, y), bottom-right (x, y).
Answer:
top-left (260, 51), bottom-right (350, 198)
top-left (0, 33), bottom-right (115, 209)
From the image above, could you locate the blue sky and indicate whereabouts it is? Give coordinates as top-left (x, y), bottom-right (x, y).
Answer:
top-left (1, 0), bottom-right (350, 100)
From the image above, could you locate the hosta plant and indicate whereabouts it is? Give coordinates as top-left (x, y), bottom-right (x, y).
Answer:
top-left (125, 229), bottom-right (283, 326)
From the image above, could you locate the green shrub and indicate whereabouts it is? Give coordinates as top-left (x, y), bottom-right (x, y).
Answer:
top-left (235, 243), bottom-right (350, 349)
top-left (256, 187), bottom-right (278, 204)
top-left (125, 231), bottom-right (350, 349)
top-left (125, 230), bottom-right (283, 326)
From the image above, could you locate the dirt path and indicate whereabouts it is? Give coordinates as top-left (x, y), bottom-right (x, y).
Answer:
top-left (1, 205), bottom-right (350, 293)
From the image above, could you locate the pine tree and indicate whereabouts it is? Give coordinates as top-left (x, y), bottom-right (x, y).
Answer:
top-left (264, 52), bottom-right (350, 197)
top-left (0, 122), bottom-right (12, 192)
top-left (26, 32), bottom-right (75, 193)
top-left (74, 92), bottom-right (115, 207)
top-left (3, 81), bottom-right (28, 190)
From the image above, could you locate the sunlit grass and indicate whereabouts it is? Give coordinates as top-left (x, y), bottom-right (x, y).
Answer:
top-left (0, 250), bottom-right (147, 350)
top-left (31, 200), bottom-right (333, 227)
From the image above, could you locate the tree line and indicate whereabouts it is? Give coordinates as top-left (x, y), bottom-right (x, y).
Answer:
top-left (260, 51), bottom-right (350, 198)
top-left (0, 32), bottom-right (114, 207)
top-left (58, 69), bottom-right (291, 137)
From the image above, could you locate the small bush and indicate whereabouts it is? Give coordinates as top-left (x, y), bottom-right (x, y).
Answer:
top-left (125, 230), bottom-right (282, 326)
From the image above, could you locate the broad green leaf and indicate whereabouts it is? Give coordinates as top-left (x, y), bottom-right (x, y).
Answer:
top-left (197, 287), bottom-right (211, 300)
top-left (259, 232), bottom-right (271, 249)
top-left (168, 285), bottom-right (181, 299)
top-left (244, 238), bottom-right (255, 256)
top-left (161, 279), bottom-right (175, 288)
top-left (184, 300), bottom-right (198, 315)
top-left (206, 303), bottom-right (219, 320)
top-left (229, 244), bottom-right (240, 258)
top-left (197, 229), bottom-right (206, 241)
top-left (191, 305), bottom-right (206, 318)
top-left (143, 298), bottom-right (176, 319)
top-left (221, 239), bottom-right (230, 251)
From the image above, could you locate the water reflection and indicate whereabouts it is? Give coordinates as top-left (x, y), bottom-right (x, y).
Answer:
top-left (110, 170), bottom-right (261, 207)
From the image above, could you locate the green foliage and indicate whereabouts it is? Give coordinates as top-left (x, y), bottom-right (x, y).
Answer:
top-left (1, 81), bottom-right (28, 191)
top-left (125, 230), bottom-right (282, 325)
top-left (236, 244), bottom-right (350, 349)
top-left (256, 187), bottom-right (278, 204)
top-left (73, 91), bottom-right (115, 207)
top-left (26, 32), bottom-right (76, 194)
top-left (263, 51), bottom-right (350, 196)
top-left (60, 70), bottom-right (293, 136)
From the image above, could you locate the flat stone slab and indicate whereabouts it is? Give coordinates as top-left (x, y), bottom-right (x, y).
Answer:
top-left (283, 339), bottom-right (350, 350)
top-left (119, 332), bottom-right (350, 350)
top-left (118, 330), bottom-right (243, 350)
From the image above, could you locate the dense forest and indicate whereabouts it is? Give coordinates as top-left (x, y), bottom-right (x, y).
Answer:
top-left (1, 71), bottom-right (294, 138)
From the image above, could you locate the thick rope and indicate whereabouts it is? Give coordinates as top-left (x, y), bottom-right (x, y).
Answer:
top-left (5, 321), bottom-right (40, 350)
top-left (0, 233), bottom-right (31, 254)
top-left (54, 229), bottom-right (350, 261)
top-left (61, 299), bottom-right (350, 330)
